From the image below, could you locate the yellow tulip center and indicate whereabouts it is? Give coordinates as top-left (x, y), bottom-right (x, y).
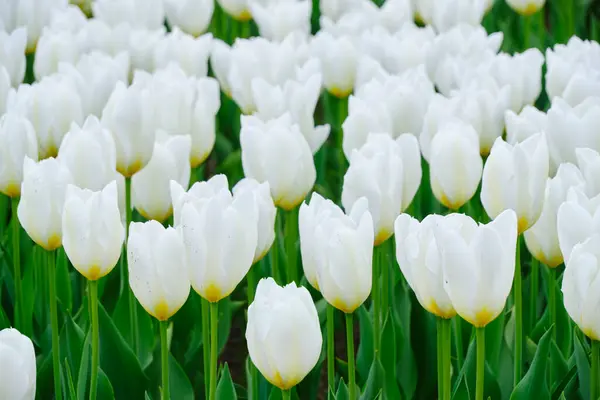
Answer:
top-left (237, 9), bottom-right (252, 22)
top-left (329, 87), bottom-right (352, 99)
top-left (42, 234), bottom-right (62, 251)
top-left (466, 308), bottom-right (495, 328)
top-left (520, 3), bottom-right (540, 16)
top-left (154, 300), bottom-right (170, 321)
top-left (204, 284), bottom-right (222, 303)
top-left (426, 299), bottom-right (456, 320)
top-left (3, 182), bottom-right (20, 198)
top-left (330, 297), bottom-right (355, 314)
top-left (86, 265), bottom-right (102, 281)
top-left (517, 217), bottom-right (530, 235)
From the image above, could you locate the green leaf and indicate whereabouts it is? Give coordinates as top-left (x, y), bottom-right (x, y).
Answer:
top-left (168, 354), bottom-right (194, 400)
top-left (380, 315), bottom-right (401, 399)
top-left (335, 378), bottom-right (349, 400)
top-left (356, 305), bottom-right (374, 382)
top-left (216, 363), bottom-right (237, 400)
top-left (574, 331), bottom-right (590, 400)
top-left (56, 249), bottom-right (73, 314)
top-left (510, 327), bottom-right (552, 400)
top-left (392, 279), bottom-right (417, 399)
top-left (360, 358), bottom-right (384, 400)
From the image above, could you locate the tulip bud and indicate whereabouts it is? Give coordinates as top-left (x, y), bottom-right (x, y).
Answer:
top-left (164, 0), bottom-right (214, 37)
top-left (190, 77), bottom-right (220, 167)
top-left (132, 134), bottom-right (191, 222)
top-left (101, 81), bottom-right (156, 177)
top-left (481, 133), bottom-right (549, 233)
top-left (0, 328), bottom-right (36, 400)
top-left (233, 178), bottom-right (276, 264)
top-left (241, 114), bottom-right (316, 210)
top-left (505, 106), bottom-right (548, 145)
top-left (299, 193), bottom-right (374, 312)
top-left (395, 213), bottom-right (456, 319)
top-left (311, 31), bottom-right (358, 98)
top-left (92, 0), bottom-right (165, 30)
top-left (34, 29), bottom-right (80, 80)
top-left (62, 181), bottom-right (124, 280)
top-left (250, 0), bottom-right (311, 42)
top-left (342, 96), bottom-right (393, 160)
top-left (525, 163), bottom-right (585, 268)
top-left (436, 210), bottom-right (518, 327)
top-left (170, 174), bottom-right (228, 226)
top-left (18, 157), bottom-right (73, 251)
top-left (58, 116), bottom-right (118, 192)
top-left (178, 174), bottom-right (258, 302)
top-left (0, 113), bottom-right (38, 198)
top-left (506, 0), bottom-right (545, 15)
top-left (153, 28), bottom-right (213, 77)
top-left (210, 39), bottom-right (232, 97)
top-left (246, 278), bottom-right (322, 390)
top-left (430, 0), bottom-right (486, 33)
top-left (0, 27), bottom-right (27, 87)
top-left (342, 133), bottom-right (421, 245)
top-left (217, 0), bottom-right (252, 21)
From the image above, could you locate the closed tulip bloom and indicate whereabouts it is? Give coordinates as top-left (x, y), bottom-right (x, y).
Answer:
top-left (14, 0), bottom-right (68, 53)
top-left (93, 0), bottom-right (165, 29)
top-left (342, 96), bottom-right (394, 159)
top-left (0, 113), bottom-right (38, 198)
top-left (311, 31), bottom-right (358, 98)
top-left (505, 106), bottom-right (548, 145)
top-left (179, 175), bottom-right (258, 302)
top-left (342, 133), bottom-right (421, 245)
top-left (0, 328), bottom-right (36, 400)
top-left (58, 116), bottom-right (118, 192)
top-left (0, 67), bottom-right (8, 114)
top-left (101, 81), bottom-right (156, 177)
top-left (62, 181), bottom-right (124, 280)
top-left (430, 0), bottom-right (486, 33)
top-left (436, 210), bottom-right (518, 327)
top-left (525, 163), bottom-right (585, 268)
top-left (128, 221), bottom-right (190, 320)
top-left (233, 179), bottom-right (276, 264)
top-left (246, 278), bottom-right (322, 390)
top-left (299, 194), bottom-right (374, 312)
top-left (132, 134), bottom-right (191, 222)
top-left (0, 27), bottom-right (27, 87)
top-left (507, 0), bottom-right (546, 15)
top-left (49, 5), bottom-right (88, 31)
top-left (250, 0), bottom-right (311, 42)
top-left (481, 133), bottom-right (549, 233)
top-left (395, 214), bottom-right (456, 319)
top-left (164, 0), bottom-right (214, 37)
top-left (241, 114), bottom-right (316, 210)
top-left (153, 28), bottom-right (213, 77)
top-left (430, 120), bottom-right (483, 210)
top-left (217, 0), bottom-right (251, 21)
top-left (576, 147), bottom-right (600, 197)
top-left (190, 77), bottom-right (220, 166)
top-left (170, 174), bottom-right (229, 226)
top-left (33, 29), bottom-right (80, 80)
top-left (18, 157), bottom-right (73, 251)
top-left (210, 39), bottom-right (232, 97)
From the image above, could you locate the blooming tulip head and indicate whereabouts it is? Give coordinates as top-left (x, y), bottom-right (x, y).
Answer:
top-left (299, 193), bottom-right (374, 312)
top-left (429, 120), bottom-right (483, 210)
top-left (0, 113), bottom-right (38, 198)
top-left (505, 106), bottom-right (548, 145)
top-left (177, 174), bottom-right (258, 302)
top-left (128, 220), bottom-right (190, 320)
top-left (311, 31), bottom-right (358, 98)
top-left (506, 0), bottom-right (546, 16)
top-left (0, 328), bottom-right (36, 400)
top-left (241, 114), bottom-right (316, 210)
top-left (436, 210), bottom-right (518, 328)
top-left (246, 278), bottom-right (322, 390)
top-left (62, 181), bottom-right (124, 280)
top-left (562, 234), bottom-right (600, 340)
top-left (0, 27), bottom-right (27, 87)
top-left (153, 28), bottom-right (213, 78)
top-left (342, 95), bottom-right (393, 160)
top-left (250, 0), bottom-right (311, 42)
top-left (14, 0), bottom-right (68, 53)
top-left (342, 133), bottom-right (421, 245)
top-left (164, 0), bottom-right (214, 37)
top-left (232, 178), bottom-right (276, 264)
top-left (18, 157), bottom-right (73, 251)
top-left (33, 29), bottom-right (80, 80)
top-left (481, 132), bottom-right (549, 233)
top-left (395, 213), bottom-right (456, 319)
top-left (170, 174), bottom-right (229, 226)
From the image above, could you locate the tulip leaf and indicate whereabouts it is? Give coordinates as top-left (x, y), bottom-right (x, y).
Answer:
top-left (380, 314), bottom-right (401, 399)
top-left (335, 378), bottom-right (349, 400)
top-left (217, 363), bottom-right (237, 400)
top-left (168, 353), bottom-right (195, 400)
top-left (76, 333), bottom-right (115, 400)
top-left (573, 331), bottom-right (591, 400)
top-left (510, 327), bottom-right (552, 400)
top-left (56, 249), bottom-right (73, 314)
top-left (356, 305), bottom-right (374, 382)
top-left (360, 358), bottom-right (384, 400)
top-left (392, 280), bottom-right (417, 399)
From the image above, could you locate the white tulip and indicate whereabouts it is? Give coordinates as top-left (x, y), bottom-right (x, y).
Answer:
top-left (525, 163), bottom-right (585, 267)
top-left (132, 134), bottom-right (191, 222)
top-left (0, 27), bottom-right (26, 87)
top-left (93, 0), bottom-right (165, 29)
top-left (481, 133), bottom-right (549, 233)
top-left (430, 0), bottom-right (486, 33)
top-left (217, 0), bottom-right (252, 21)
top-left (153, 28), bottom-right (213, 77)
top-left (311, 31), bottom-right (358, 98)
top-left (436, 210), bottom-right (518, 327)
top-left (190, 77), bottom-right (220, 167)
top-left (170, 174), bottom-right (229, 227)
top-left (342, 96), bottom-right (393, 160)
top-left (241, 114), bottom-right (316, 210)
top-left (18, 157), bottom-right (73, 251)
top-left (250, 0), bottom-right (311, 42)
top-left (299, 193), bottom-right (373, 312)
top-left (342, 133), bottom-right (421, 245)
top-left (179, 174), bottom-right (258, 302)
top-left (395, 214), bottom-right (456, 319)
top-left (58, 116), bottom-right (118, 192)
top-left (62, 181), bottom-right (124, 280)
top-left (128, 220), bottom-right (190, 320)
top-left (0, 66), bottom-right (8, 114)
top-left (246, 278), bottom-right (322, 390)
top-left (320, 0), bottom-right (364, 21)
top-left (164, 0), bottom-right (214, 37)
top-left (49, 4), bottom-right (88, 32)
top-left (128, 27), bottom-right (166, 72)
top-left (505, 105), bottom-right (548, 145)
top-left (33, 29), bottom-right (80, 80)
top-left (576, 147), bottom-right (600, 198)
top-left (0, 113), bottom-right (38, 198)
top-left (0, 328), bottom-right (36, 400)
top-left (210, 39), bottom-right (233, 96)
top-left (101, 81), bottom-right (156, 177)
top-left (506, 0), bottom-right (546, 15)
top-left (14, 0), bottom-right (68, 53)
top-left (429, 120), bottom-right (483, 210)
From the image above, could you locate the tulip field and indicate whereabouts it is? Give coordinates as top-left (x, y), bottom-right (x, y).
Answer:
top-left (2, 0), bottom-right (600, 399)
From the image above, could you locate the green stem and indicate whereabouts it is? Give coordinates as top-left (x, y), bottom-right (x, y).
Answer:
top-left (346, 313), bottom-right (355, 400)
top-left (530, 258), bottom-right (539, 332)
top-left (453, 317), bottom-right (464, 371)
top-left (272, 210), bottom-right (281, 284)
top-left (437, 318), bottom-right (443, 400)
top-left (202, 298), bottom-right (210, 399)
top-left (514, 236), bottom-right (523, 385)
top-left (285, 207), bottom-right (298, 284)
top-left (209, 301), bottom-right (219, 400)
top-left (523, 14), bottom-right (533, 50)
top-left (89, 280), bottom-right (99, 400)
top-left (327, 305), bottom-right (335, 398)
top-left (125, 177), bottom-right (139, 356)
top-left (240, 21), bottom-right (251, 38)
top-left (476, 327), bottom-right (486, 400)
top-left (48, 249), bottom-right (61, 400)
top-left (281, 389), bottom-right (291, 400)
top-left (247, 262), bottom-right (259, 400)
top-left (160, 320), bottom-right (169, 400)
top-left (373, 245), bottom-right (381, 359)
top-left (548, 266), bottom-right (556, 338)
top-left (592, 340), bottom-right (599, 400)
top-left (442, 318), bottom-right (452, 400)
top-left (381, 249), bottom-right (389, 323)
top-left (11, 197), bottom-right (22, 330)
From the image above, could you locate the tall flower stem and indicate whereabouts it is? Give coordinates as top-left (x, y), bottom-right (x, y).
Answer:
top-left (548, 266), bottom-right (556, 339)
top-left (202, 298), bottom-right (210, 399)
top-left (48, 249), bottom-right (61, 400)
top-left (285, 208), bottom-right (299, 284)
top-left (247, 261), bottom-right (260, 400)
top-left (372, 245), bottom-right (382, 359)
top-left (381, 249), bottom-right (389, 322)
top-left (346, 313), bottom-right (356, 400)
top-left (160, 320), bottom-right (169, 400)
top-left (592, 340), bottom-right (599, 400)
top-left (453, 317), bottom-right (464, 371)
top-left (209, 301), bottom-right (219, 400)
top-left (89, 280), bottom-right (99, 400)
top-left (327, 305), bottom-right (335, 399)
top-left (441, 318), bottom-right (452, 400)
top-left (476, 327), bottom-right (486, 400)
top-left (437, 319), bottom-right (443, 400)
top-left (11, 197), bottom-right (22, 330)
top-left (125, 177), bottom-right (139, 355)
top-left (530, 258), bottom-right (539, 331)
top-left (282, 389), bottom-right (291, 400)
top-left (514, 236), bottom-right (523, 385)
